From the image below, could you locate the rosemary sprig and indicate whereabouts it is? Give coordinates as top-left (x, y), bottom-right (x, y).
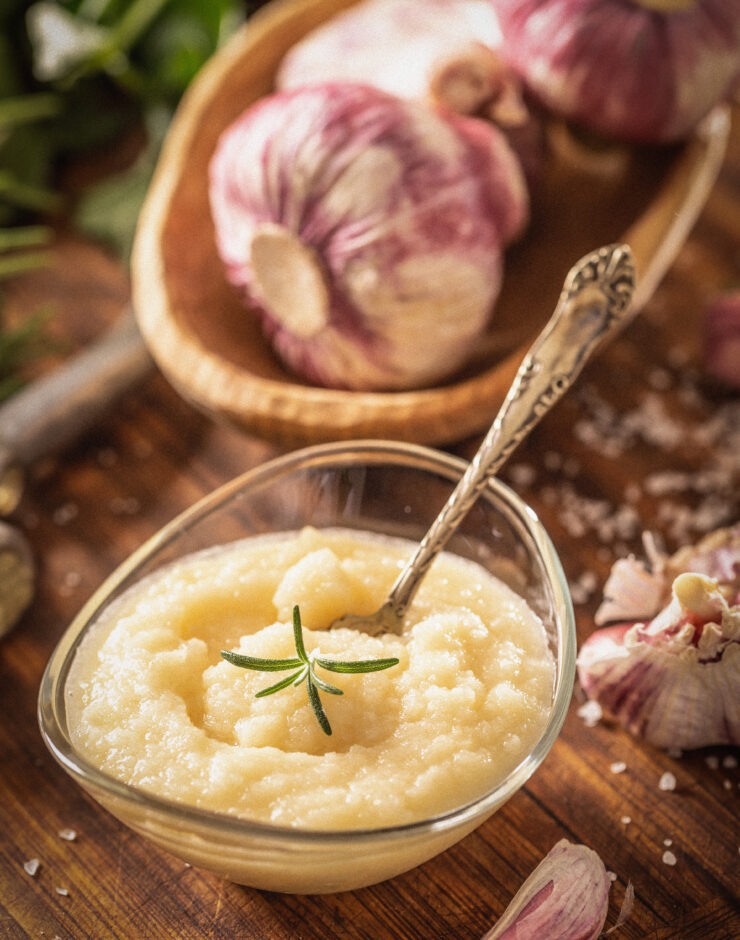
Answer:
top-left (221, 605), bottom-right (400, 736)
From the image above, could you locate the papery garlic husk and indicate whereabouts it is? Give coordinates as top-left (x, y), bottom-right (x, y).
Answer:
top-left (491, 0), bottom-right (740, 144)
top-left (482, 839), bottom-right (611, 940)
top-left (704, 290), bottom-right (740, 390)
top-left (578, 525), bottom-right (740, 749)
top-left (209, 82), bottom-right (528, 391)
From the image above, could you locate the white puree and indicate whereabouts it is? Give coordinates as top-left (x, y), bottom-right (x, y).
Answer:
top-left (68, 527), bottom-right (555, 829)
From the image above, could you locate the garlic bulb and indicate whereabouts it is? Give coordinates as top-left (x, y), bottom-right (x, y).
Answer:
top-left (491, 0), bottom-right (740, 143)
top-left (482, 840), bottom-right (611, 940)
top-left (209, 83), bottom-right (528, 391)
top-left (276, 0), bottom-right (513, 120)
top-left (578, 525), bottom-right (740, 749)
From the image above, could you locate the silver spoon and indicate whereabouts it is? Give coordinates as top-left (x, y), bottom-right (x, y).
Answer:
top-left (332, 242), bottom-right (636, 636)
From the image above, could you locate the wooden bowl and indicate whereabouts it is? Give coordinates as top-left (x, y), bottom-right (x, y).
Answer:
top-left (131, 0), bottom-right (731, 447)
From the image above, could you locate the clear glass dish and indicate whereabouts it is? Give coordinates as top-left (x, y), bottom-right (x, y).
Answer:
top-left (38, 440), bottom-right (575, 894)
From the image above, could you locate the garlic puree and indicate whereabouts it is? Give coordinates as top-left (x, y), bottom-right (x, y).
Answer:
top-left (67, 526), bottom-right (555, 829)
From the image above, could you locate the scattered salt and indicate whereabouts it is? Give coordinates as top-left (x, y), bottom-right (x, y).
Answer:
top-left (607, 871), bottom-right (618, 882)
top-left (723, 779), bottom-right (733, 791)
top-left (610, 761), bottom-right (627, 775)
top-left (544, 451), bottom-right (562, 472)
top-left (706, 755), bottom-right (720, 770)
top-left (577, 700), bottom-right (603, 727)
top-left (110, 496), bottom-right (141, 516)
top-left (620, 816), bottom-right (631, 825)
top-left (658, 772), bottom-right (676, 791)
top-left (722, 755), bottom-right (738, 769)
top-left (55, 886), bottom-right (69, 897)
top-left (58, 828), bottom-right (76, 842)
top-left (53, 502), bottom-right (78, 526)
top-left (23, 858), bottom-right (40, 877)
top-left (662, 851), bottom-right (677, 866)
top-left (663, 838), bottom-right (672, 847)
top-left (507, 463), bottom-right (536, 488)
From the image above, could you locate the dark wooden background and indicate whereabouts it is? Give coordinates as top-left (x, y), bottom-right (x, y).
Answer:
top-left (0, 97), bottom-right (738, 939)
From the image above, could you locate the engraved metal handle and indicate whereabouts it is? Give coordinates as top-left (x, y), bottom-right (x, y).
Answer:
top-left (383, 243), bottom-right (636, 623)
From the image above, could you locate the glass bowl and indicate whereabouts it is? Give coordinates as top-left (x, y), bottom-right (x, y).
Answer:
top-left (38, 440), bottom-right (575, 894)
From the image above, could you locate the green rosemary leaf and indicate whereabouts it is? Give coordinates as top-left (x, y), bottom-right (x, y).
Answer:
top-left (220, 604), bottom-right (400, 736)
top-left (220, 650), bottom-right (302, 672)
top-left (310, 672), bottom-right (344, 696)
top-left (306, 675), bottom-right (332, 736)
top-left (255, 668), bottom-right (306, 698)
top-left (316, 657), bottom-right (400, 674)
top-left (291, 604), bottom-right (309, 663)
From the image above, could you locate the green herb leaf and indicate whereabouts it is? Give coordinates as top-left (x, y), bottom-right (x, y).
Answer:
top-left (219, 604), bottom-right (400, 736)
top-left (255, 668), bottom-right (306, 698)
top-left (220, 651), bottom-right (302, 672)
top-left (315, 657), bottom-right (401, 674)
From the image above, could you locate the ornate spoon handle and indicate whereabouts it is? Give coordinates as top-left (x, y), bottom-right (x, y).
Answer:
top-left (384, 242), bottom-right (635, 624)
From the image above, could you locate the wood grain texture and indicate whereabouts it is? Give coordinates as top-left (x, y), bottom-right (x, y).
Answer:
top-left (1, 97), bottom-right (738, 940)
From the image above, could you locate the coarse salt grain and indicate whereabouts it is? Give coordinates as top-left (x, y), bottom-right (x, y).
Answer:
top-left (663, 838), bottom-right (672, 847)
top-left (23, 858), bottom-right (40, 877)
top-left (662, 850), bottom-right (677, 866)
top-left (722, 755), bottom-right (738, 769)
top-left (55, 886), bottom-right (69, 897)
top-left (610, 761), bottom-right (627, 774)
top-left (723, 779), bottom-right (733, 791)
top-left (621, 816), bottom-right (631, 825)
top-left (706, 755), bottom-right (720, 770)
top-left (58, 828), bottom-right (76, 842)
top-left (659, 772), bottom-right (676, 791)
top-left (577, 700), bottom-right (602, 727)
top-left (607, 871), bottom-right (618, 882)
top-left (507, 463), bottom-right (536, 488)
top-left (53, 503), bottom-right (78, 526)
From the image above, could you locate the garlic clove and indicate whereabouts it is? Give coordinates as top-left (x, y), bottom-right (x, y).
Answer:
top-left (594, 555), bottom-right (666, 626)
top-left (482, 839), bottom-right (610, 940)
top-left (578, 525), bottom-right (740, 749)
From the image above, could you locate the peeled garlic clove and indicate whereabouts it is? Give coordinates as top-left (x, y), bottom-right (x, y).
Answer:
top-left (578, 529), bottom-right (740, 749)
top-left (492, 0), bottom-right (740, 143)
top-left (209, 83), bottom-right (528, 391)
top-left (483, 839), bottom-right (610, 940)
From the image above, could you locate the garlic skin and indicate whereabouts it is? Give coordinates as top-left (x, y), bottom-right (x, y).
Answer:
top-left (704, 290), bottom-right (740, 390)
top-left (209, 83), bottom-right (528, 391)
top-left (491, 0), bottom-right (740, 143)
top-left (482, 840), bottom-right (611, 940)
top-left (578, 525), bottom-right (740, 749)
top-left (276, 0), bottom-right (505, 118)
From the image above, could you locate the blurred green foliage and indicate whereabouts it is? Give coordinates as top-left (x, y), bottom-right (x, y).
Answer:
top-left (0, 0), bottom-right (246, 400)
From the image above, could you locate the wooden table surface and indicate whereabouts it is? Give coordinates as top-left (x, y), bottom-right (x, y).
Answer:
top-left (1, 103), bottom-right (739, 939)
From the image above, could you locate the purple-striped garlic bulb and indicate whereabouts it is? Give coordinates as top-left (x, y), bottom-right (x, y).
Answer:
top-left (491, 0), bottom-right (740, 144)
top-left (482, 840), bottom-right (613, 940)
top-left (577, 525), bottom-right (740, 749)
top-left (209, 83), bottom-right (528, 391)
top-left (276, 0), bottom-right (524, 123)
